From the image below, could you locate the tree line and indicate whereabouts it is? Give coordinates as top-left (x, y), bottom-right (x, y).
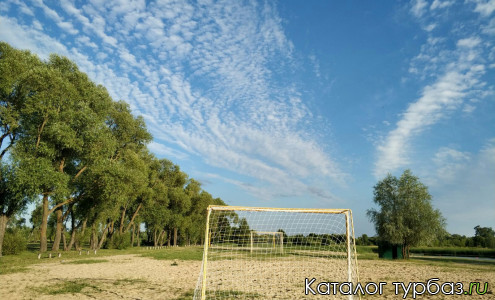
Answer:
top-left (356, 225), bottom-right (495, 249)
top-left (0, 42), bottom-right (224, 256)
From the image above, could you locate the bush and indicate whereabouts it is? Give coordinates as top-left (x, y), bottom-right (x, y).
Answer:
top-left (3, 230), bottom-right (27, 255)
top-left (104, 233), bottom-right (131, 250)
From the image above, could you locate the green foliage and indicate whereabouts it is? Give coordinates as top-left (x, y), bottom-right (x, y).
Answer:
top-left (474, 226), bottom-right (495, 248)
top-left (367, 169), bottom-right (446, 258)
top-left (2, 229), bottom-right (27, 255)
top-left (104, 233), bottom-right (131, 250)
top-left (1, 42), bottom-right (224, 255)
top-left (64, 259), bottom-right (109, 264)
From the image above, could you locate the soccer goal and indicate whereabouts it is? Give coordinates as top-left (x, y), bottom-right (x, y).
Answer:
top-left (193, 206), bottom-right (359, 300)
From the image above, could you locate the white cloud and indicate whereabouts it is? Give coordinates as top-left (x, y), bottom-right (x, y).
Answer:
top-left (423, 23), bottom-right (437, 32)
top-left (0, 15), bottom-right (69, 59)
top-left (473, 0), bottom-right (495, 17)
top-left (411, 0), bottom-right (428, 18)
top-left (462, 103), bottom-right (476, 113)
top-left (374, 69), bottom-right (481, 177)
top-left (375, 34), bottom-right (487, 177)
top-left (430, 0), bottom-right (454, 10)
top-left (57, 21), bottom-right (78, 35)
top-left (75, 35), bottom-right (97, 48)
top-left (457, 37), bottom-right (482, 48)
top-left (1, 1), bottom-right (345, 204)
top-left (308, 54), bottom-right (321, 78)
top-left (432, 147), bottom-right (471, 183)
top-left (481, 18), bottom-right (495, 34)
top-left (147, 141), bottom-right (188, 160)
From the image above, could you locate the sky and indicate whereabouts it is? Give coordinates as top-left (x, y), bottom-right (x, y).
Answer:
top-left (1, 0), bottom-right (494, 236)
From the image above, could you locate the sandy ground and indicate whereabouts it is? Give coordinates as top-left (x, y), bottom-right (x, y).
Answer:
top-left (0, 254), bottom-right (493, 299)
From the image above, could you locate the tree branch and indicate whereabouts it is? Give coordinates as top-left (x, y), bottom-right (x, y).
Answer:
top-left (48, 194), bottom-right (82, 216)
top-left (124, 203), bottom-right (142, 233)
top-left (73, 165), bottom-right (87, 181)
top-left (35, 116), bottom-right (48, 149)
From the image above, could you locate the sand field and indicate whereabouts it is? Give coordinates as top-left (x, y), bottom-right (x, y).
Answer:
top-left (0, 254), bottom-right (493, 299)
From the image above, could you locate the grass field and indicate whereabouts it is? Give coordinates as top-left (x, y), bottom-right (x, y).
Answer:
top-left (0, 246), bottom-right (493, 299)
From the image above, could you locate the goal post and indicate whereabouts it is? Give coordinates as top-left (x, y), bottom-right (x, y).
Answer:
top-left (194, 206), bottom-right (360, 299)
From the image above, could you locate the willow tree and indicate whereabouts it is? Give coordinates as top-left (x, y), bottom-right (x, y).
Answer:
top-left (68, 101), bottom-right (151, 250)
top-left (0, 42), bottom-right (43, 256)
top-left (367, 169), bottom-right (445, 258)
top-left (13, 53), bottom-right (114, 252)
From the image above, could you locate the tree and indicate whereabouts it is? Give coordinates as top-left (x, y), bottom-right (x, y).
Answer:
top-left (473, 226), bottom-right (495, 248)
top-left (12, 54), bottom-right (116, 252)
top-left (367, 169), bottom-right (445, 259)
top-left (0, 42), bottom-right (42, 256)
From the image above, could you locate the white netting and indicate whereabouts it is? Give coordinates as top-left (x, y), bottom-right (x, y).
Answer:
top-left (194, 206), bottom-right (359, 300)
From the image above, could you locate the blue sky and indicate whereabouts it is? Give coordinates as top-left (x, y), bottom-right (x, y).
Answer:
top-left (1, 0), bottom-right (494, 236)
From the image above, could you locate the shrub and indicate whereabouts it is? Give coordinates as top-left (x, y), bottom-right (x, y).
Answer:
top-left (104, 233), bottom-right (131, 250)
top-left (3, 229), bottom-right (27, 255)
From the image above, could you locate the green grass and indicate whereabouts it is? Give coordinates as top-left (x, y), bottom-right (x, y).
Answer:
top-left (356, 245), bottom-right (379, 260)
top-left (176, 289), bottom-right (195, 300)
top-left (36, 279), bottom-right (100, 295)
top-left (112, 278), bottom-right (147, 285)
top-left (63, 259), bottom-right (109, 264)
top-left (0, 251), bottom-right (40, 275)
top-left (409, 256), bottom-right (495, 269)
top-left (198, 290), bottom-right (261, 299)
top-left (140, 246), bottom-right (204, 260)
top-left (410, 246), bottom-right (495, 258)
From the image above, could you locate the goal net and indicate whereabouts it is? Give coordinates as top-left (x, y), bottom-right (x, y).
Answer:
top-left (193, 206), bottom-right (359, 299)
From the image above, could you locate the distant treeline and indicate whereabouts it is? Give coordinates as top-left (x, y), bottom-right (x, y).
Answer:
top-left (356, 225), bottom-right (495, 249)
top-left (0, 42), bottom-right (224, 256)
top-left (209, 215), bottom-right (349, 247)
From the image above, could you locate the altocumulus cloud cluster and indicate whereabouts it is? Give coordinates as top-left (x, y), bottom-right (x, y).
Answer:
top-left (0, 0), bottom-right (342, 202)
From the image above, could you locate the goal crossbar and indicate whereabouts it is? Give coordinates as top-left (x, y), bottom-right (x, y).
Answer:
top-left (208, 205), bottom-right (351, 214)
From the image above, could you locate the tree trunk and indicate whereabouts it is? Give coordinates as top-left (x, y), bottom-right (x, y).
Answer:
top-left (66, 210), bottom-right (77, 251)
top-left (62, 227), bottom-right (67, 251)
top-left (153, 229), bottom-right (158, 247)
top-left (75, 219), bottom-right (87, 251)
top-left (158, 230), bottom-right (165, 246)
top-left (90, 225), bottom-right (98, 250)
top-left (131, 223), bottom-right (135, 247)
top-left (173, 227), bottom-right (178, 247)
top-left (51, 207), bottom-right (63, 251)
top-left (167, 230), bottom-right (171, 247)
top-left (67, 227), bottom-right (77, 251)
top-left (108, 220), bottom-right (115, 243)
top-left (124, 203), bottom-right (142, 233)
top-left (402, 243), bottom-right (407, 259)
top-left (98, 222), bottom-right (109, 250)
top-left (40, 194), bottom-right (49, 253)
top-left (0, 214), bottom-right (8, 257)
top-left (119, 205), bottom-right (127, 234)
top-left (137, 226), bottom-right (141, 247)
